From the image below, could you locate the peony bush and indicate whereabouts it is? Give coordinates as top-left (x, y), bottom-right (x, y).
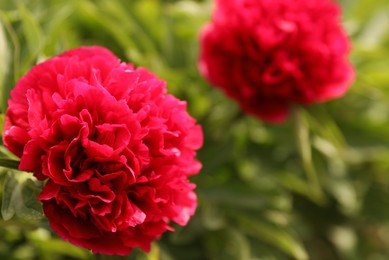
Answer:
top-left (3, 0), bottom-right (389, 259)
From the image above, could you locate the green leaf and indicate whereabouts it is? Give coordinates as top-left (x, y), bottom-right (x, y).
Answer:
top-left (41, 4), bottom-right (74, 55)
top-left (100, 0), bottom-right (161, 55)
top-left (17, 3), bottom-right (44, 75)
top-left (17, 179), bottom-right (43, 221)
top-left (204, 228), bottom-right (252, 260)
top-left (236, 214), bottom-right (308, 260)
top-left (228, 228), bottom-right (251, 260)
top-left (1, 171), bottom-right (42, 222)
top-left (199, 186), bottom-right (267, 211)
top-left (31, 237), bottom-right (92, 259)
top-left (293, 107), bottom-right (325, 204)
top-left (0, 19), bottom-right (10, 112)
top-left (17, 3), bottom-right (43, 55)
top-left (145, 243), bottom-right (160, 260)
top-left (278, 171), bottom-right (312, 198)
top-left (0, 113), bottom-right (4, 134)
top-left (1, 172), bottom-right (18, 220)
top-left (74, 1), bottom-right (143, 63)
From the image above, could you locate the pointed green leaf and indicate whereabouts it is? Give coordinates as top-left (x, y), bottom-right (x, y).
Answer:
top-left (17, 4), bottom-right (43, 61)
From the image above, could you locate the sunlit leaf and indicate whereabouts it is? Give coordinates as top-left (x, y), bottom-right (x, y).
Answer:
top-left (1, 171), bottom-right (42, 222)
top-left (31, 237), bottom-right (92, 259)
top-left (0, 20), bottom-right (10, 112)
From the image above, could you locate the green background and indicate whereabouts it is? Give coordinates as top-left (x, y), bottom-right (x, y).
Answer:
top-left (1, 0), bottom-right (389, 259)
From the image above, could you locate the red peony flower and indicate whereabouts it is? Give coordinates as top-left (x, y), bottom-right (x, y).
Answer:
top-left (3, 46), bottom-right (203, 255)
top-left (199, 0), bottom-right (354, 123)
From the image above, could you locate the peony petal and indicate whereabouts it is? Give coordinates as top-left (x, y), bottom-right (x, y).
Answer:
top-left (95, 124), bottom-right (131, 152)
top-left (59, 114), bottom-right (82, 140)
top-left (3, 125), bottom-right (30, 157)
top-left (19, 139), bottom-right (44, 175)
top-left (39, 180), bottom-right (61, 201)
top-left (46, 143), bottom-right (69, 185)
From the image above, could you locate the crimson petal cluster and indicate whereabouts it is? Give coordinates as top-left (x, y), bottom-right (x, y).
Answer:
top-left (199, 0), bottom-right (354, 122)
top-left (3, 46), bottom-right (203, 255)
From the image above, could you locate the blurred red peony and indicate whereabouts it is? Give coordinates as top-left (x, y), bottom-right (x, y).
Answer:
top-left (3, 46), bottom-right (203, 255)
top-left (199, 0), bottom-right (354, 123)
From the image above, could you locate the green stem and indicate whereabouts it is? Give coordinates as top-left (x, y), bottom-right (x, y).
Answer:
top-left (292, 106), bottom-right (325, 204)
top-left (0, 157), bottom-right (20, 170)
top-left (145, 243), bottom-right (160, 260)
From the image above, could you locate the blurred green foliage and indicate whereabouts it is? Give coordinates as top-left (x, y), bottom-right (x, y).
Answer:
top-left (1, 0), bottom-right (389, 259)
